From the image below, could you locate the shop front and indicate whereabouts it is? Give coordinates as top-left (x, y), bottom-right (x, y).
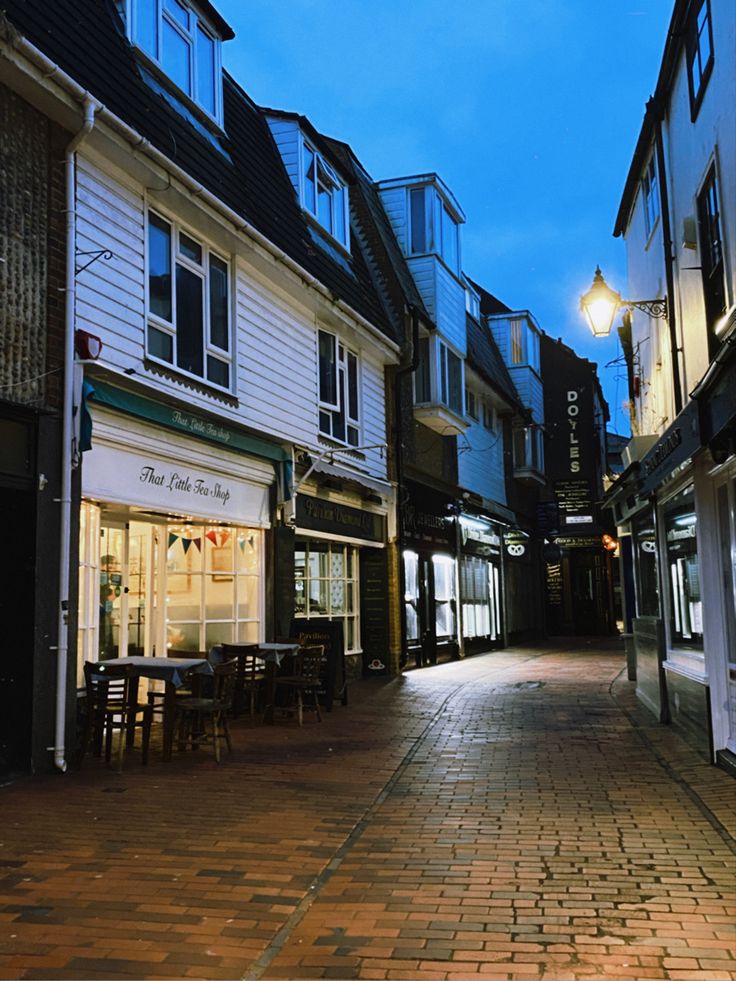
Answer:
top-left (458, 513), bottom-right (503, 654)
top-left (77, 382), bottom-right (283, 690)
top-left (401, 479), bottom-right (459, 667)
top-left (286, 485), bottom-right (389, 681)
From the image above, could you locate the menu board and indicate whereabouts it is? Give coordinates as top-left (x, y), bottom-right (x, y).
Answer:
top-left (289, 618), bottom-right (347, 710)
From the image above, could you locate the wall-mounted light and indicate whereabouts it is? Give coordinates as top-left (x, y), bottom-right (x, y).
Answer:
top-left (579, 266), bottom-right (668, 338)
top-left (75, 329), bottom-right (103, 360)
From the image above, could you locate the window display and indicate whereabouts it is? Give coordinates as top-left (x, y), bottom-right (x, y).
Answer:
top-left (663, 486), bottom-right (702, 648)
top-left (294, 539), bottom-right (359, 653)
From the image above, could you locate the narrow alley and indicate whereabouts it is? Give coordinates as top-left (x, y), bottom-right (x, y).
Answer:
top-left (1, 643), bottom-right (734, 981)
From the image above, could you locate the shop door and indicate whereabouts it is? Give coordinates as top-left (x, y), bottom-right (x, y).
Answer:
top-left (418, 556), bottom-right (437, 665)
top-left (98, 521), bottom-right (155, 660)
top-left (716, 479), bottom-right (736, 753)
top-left (489, 562), bottom-right (502, 642)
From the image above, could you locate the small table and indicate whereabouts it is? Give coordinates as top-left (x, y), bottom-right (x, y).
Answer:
top-left (101, 656), bottom-right (213, 761)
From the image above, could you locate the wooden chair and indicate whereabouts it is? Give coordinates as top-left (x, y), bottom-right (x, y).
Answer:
top-left (221, 643), bottom-right (266, 724)
top-left (147, 650), bottom-right (210, 721)
top-left (80, 662), bottom-right (153, 771)
top-left (175, 658), bottom-right (237, 762)
top-left (274, 645), bottom-right (324, 726)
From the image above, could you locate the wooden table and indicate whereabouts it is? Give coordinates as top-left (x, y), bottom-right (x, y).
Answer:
top-left (101, 656), bottom-right (213, 761)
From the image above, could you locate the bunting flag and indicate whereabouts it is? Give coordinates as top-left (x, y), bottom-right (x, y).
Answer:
top-left (238, 537), bottom-right (246, 554)
top-left (192, 537), bottom-right (202, 552)
top-left (206, 530), bottom-right (218, 546)
top-left (219, 530), bottom-right (230, 546)
top-left (182, 538), bottom-right (192, 554)
top-left (168, 532), bottom-right (178, 551)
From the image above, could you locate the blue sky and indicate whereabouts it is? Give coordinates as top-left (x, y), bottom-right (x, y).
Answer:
top-left (218, 0), bottom-right (674, 434)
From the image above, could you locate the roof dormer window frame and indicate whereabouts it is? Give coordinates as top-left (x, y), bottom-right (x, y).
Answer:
top-left (408, 183), bottom-right (461, 276)
top-left (124, 0), bottom-right (224, 125)
top-left (300, 137), bottom-right (350, 249)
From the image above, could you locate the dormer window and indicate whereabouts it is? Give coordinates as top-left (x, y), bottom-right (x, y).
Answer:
top-left (123, 0), bottom-right (224, 122)
top-left (409, 185), bottom-right (460, 274)
top-left (464, 279), bottom-right (481, 319)
top-left (302, 141), bottom-right (349, 247)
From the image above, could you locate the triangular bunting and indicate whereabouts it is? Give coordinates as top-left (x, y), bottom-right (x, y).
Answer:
top-left (206, 530), bottom-right (218, 545)
top-left (192, 537), bottom-right (202, 552)
top-left (168, 532), bottom-right (178, 550)
top-left (182, 538), bottom-right (192, 554)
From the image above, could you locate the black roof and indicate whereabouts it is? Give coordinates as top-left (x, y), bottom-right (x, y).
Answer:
top-left (2, 0), bottom-right (396, 342)
top-left (470, 278), bottom-right (513, 317)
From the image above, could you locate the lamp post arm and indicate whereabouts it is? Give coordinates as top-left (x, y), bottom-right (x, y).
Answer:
top-left (624, 297), bottom-right (668, 320)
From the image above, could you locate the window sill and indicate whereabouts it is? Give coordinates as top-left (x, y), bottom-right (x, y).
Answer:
top-left (144, 358), bottom-right (238, 407)
top-left (663, 655), bottom-right (707, 684)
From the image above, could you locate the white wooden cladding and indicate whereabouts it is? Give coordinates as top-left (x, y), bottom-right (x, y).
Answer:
top-left (74, 154), bottom-right (389, 479)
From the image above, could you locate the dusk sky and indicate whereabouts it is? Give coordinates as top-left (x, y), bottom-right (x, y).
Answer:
top-left (218, 1), bottom-right (674, 435)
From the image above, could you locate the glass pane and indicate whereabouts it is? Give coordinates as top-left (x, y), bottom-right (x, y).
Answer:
top-left (442, 205), bottom-right (458, 270)
top-left (162, 19), bottom-right (191, 94)
top-left (318, 331), bottom-right (337, 406)
top-left (209, 254), bottom-right (229, 350)
top-left (134, 0), bottom-right (158, 55)
top-left (331, 550), bottom-right (345, 578)
top-left (207, 355), bottom-right (229, 388)
top-left (237, 576), bottom-right (259, 620)
top-left (148, 213), bottom-right (172, 321)
top-left (205, 530), bottom-right (232, 570)
top-left (318, 184), bottom-right (332, 231)
top-left (148, 325), bottom-right (173, 362)
top-left (179, 231), bottom-right (202, 264)
top-left (346, 548), bottom-right (354, 578)
top-left (295, 544), bottom-right (306, 579)
top-left (196, 26), bottom-right (216, 115)
top-left (447, 349), bottom-right (462, 413)
top-left (235, 530), bottom-right (260, 573)
top-left (334, 187), bottom-right (346, 244)
top-left (331, 580), bottom-right (346, 613)
top-left (347, 352), bottom-right (358, 421)
top-left (166, 622), bottom-right (199, 651)
top-left (176, 264), bottom-right (204, 376)
top-left (308, 580), bottom-right (328, 615)
top-left (206, 622), bottom-right (232, 648)
top-left (164, 0), bottom-right (189, 28)
top-left (205, 575), bottom-right (233, 621)
top-left (237, 621), bottom-right (259, 643)
top-left (308, 543), bottom-right (329, 578)
top-left (415, 337), bottom-right (431, 403)
top-left (295, 576), bottom-right (306, 614)
top-left (410, 187), bottom-right (426, 253)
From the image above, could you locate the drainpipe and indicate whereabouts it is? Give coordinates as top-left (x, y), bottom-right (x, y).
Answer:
top-left (653, 113), bottom-right (683, 416)
top-left (52, 96), bottom-right (97, 773)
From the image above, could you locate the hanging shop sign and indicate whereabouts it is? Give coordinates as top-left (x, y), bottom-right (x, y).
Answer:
top-left (555, 478), bottom-right (595, 526)
top-left (296, 494), bottom-right (385, 544)
top-left (460, 518), bottom-right (501, 557)
top-left (83, 442), bottom-right (269, 526)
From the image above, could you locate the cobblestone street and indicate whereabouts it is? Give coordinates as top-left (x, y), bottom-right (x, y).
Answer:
top-left (1, 642), bottom-right (734, 981)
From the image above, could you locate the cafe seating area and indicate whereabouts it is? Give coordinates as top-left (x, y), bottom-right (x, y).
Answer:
top-left (77, 639), bottom-right (333, 772)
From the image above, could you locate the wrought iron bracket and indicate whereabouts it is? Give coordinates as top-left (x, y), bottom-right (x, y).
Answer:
top-left (75, 249), bottom-right (113, 275)
top-left (626, 297), bottom-right (668, 320)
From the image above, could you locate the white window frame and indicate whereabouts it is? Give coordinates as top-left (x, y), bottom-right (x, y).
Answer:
top-left (408, 185), bottom-right (461, 274)
top-left (146, 208), bottom-right (233, 392)
top-left (301, 139), bottom-right (350, 248)
top-left (438, 340), bottom-right (464, 416)
top-left (318, 329), bottom-right (361, 447)
top-left (294, 539), bottom-right (361, 654)
top-left (465, 387), bottom-right (479, 422)
top-left (123, 0), bottom-right (223, 123)
top-left (464, 279), bottom-right (481, 319)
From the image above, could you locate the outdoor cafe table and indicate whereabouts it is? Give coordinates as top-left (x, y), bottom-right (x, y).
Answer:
top-left (100, 656), bottom-right (213, 761)
top-left (210, 643), bottom-right (300, 723)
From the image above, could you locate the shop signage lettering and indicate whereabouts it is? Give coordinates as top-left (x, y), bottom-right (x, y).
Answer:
top-left (643, 428), bottom-right (682, 477)
top-left (666, 524), bottom-right (696, 542)
top-left (139, 465), bottom-right (231, 506)
top-left (303, 497), bottom-right (373, 533)
top-left (296, 495), bottom-right (384, 543)
top-left (567, 390), bottom-right (581, 473)
top-left (171, 409), bottom-right (232, 444)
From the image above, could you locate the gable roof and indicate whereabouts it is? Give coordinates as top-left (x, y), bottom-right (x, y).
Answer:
top-left (2, 0), bottom-right (396, 343)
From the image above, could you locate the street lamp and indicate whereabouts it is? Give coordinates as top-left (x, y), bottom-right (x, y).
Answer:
top-left (580, 266), bottom-right (668, 338)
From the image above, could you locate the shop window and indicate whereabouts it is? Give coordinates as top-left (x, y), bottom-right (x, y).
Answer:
top-left (147, 211), bottom-right (231, 389)
top-left (663, 487), bottom-right (702, 648)
top-left (76, 502), bottom-right (101, 686)
top-left (318, 329), bottom-right (360, 446)
top-left (697, 167), bottom-right (727, 357)
top-left (294, 540), bottom-right (359, 653)
top-left (461, 556), bottom-right (496, 640)
top-left (403, 549), bottom-right (420, 642)
top-left (632, 510), bottom-right (660, 618)
top-left (432, 554), bottom-right (456, 639)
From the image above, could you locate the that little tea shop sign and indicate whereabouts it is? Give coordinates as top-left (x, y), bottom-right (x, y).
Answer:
top-left (85, 442), bottom-right (268, 525)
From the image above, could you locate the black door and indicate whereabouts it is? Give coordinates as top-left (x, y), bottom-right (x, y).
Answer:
top-left (417, 556), bottom-right (437, 666)
top-left (0, 488), bottom-right (35, 774)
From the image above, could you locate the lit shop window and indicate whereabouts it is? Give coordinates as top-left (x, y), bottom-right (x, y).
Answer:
top-left (165, 526), bottom-right (262, 650)
top-left (403, 549), bottom-right (420, 643)
top-left (663, 487), bottom-right (702, 648)
top-left (632, 509), bottom-right (660, 618)
top-left (432, 554), bottom-right (456, 639)
top-left (294, 540), bottom-right (359, 653)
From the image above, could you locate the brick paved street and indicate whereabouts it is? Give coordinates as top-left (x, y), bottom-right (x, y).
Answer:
top-left (1, 642), bottom-right (734, 981)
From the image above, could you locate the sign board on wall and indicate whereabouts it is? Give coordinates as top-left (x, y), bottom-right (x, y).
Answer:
top-left (296, 494), bottom-right (385, 543)
top-left (83, 442), bottom-right (270, 526)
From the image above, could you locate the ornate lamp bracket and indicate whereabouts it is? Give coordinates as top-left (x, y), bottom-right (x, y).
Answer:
top-left (626, 297), bottom-right (668, 320)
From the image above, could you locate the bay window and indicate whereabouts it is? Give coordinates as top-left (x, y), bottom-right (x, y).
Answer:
top-left (408, 185), bottom-right (460, 274)
top-left (318, 329), bottom-right (360, 446)
top-left (147, 211), bottom-right (231, 389)
top-left (413, 335), bottom-right (465, 420)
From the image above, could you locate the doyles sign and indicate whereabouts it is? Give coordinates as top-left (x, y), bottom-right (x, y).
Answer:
top-left (566, 390), bottom-right (583, 474)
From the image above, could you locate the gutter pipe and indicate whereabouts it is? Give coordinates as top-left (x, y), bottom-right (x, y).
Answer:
top-left (52, 95), bottom-right (97, 773)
